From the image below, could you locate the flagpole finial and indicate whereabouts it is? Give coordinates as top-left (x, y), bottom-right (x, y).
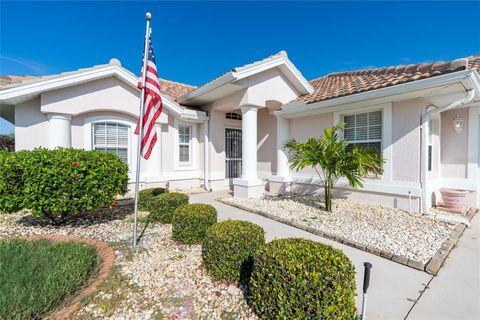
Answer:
top-left (146, 12), bottom-right (152, 20)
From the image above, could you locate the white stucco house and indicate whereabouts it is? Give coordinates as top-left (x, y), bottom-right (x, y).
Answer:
top-left (1, 52), bottom-right (480, 213)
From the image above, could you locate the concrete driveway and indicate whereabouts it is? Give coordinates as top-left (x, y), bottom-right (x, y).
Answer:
top-left (190, 191), bottom-right (432, 320)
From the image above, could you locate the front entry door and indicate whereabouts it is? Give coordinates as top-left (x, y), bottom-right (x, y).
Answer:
top-left (225, 128), bottom-right (242, 184)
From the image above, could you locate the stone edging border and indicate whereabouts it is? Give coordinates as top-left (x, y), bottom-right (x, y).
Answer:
top-left (216, 198), bottom-right (477, 275)
top-left (19, 235), bottom-right (115, 320)
top-left (425, 207), bottom-right (477, 275)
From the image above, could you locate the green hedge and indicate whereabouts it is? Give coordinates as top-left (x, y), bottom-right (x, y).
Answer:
top-left (138, 187), bottom-right (168, 212)
top-left (0, 148), bottom-right (129, 225)
top-left (250, 238), bottom-right (356, 320)
top-left (149, 192), bottom-right (189, 223)
top-left (202, 220), bottom-right (265, 283)
top-left (172, 204), bottom-right (217, 244)
top-left (0, 150), bottom-right (25, 213)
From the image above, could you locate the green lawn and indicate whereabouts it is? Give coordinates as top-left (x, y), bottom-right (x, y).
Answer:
top-left (0, 239), bottom-right (98, 320)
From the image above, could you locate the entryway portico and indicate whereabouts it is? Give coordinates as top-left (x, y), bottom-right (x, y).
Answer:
top-left (177, 51), bottom-right (314, 197)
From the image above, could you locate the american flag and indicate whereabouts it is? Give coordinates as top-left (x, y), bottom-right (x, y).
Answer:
top-left (134, 35), bottom-right (163, 160)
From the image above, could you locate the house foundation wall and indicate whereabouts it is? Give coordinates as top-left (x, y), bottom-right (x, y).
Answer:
top-left (269, 180), bottom-right (422, 212)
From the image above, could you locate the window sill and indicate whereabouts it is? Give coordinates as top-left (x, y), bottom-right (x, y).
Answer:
top-left (174, 164), bottom-right (195, 171)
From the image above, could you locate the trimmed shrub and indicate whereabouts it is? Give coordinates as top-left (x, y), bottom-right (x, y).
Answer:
top-left (202, 220), bottom-right (265, 283)
top-left (0, 150), bottom-right (25, 213)
top-left (172, 204), bottom-right (217, 244)
top-left (0, 148), bottom-right (129, 224)
top-left (138, 187), bottom-right (168, 211)
top-left (149, 192), bottom-right (189, 223)
top-left (250, 238), bottom-right (356, 320)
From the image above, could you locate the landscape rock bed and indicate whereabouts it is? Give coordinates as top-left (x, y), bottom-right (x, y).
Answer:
top-left (220, 196), bottom-right (458, 265)
top-left (0, 209), bottom-right (258, 320)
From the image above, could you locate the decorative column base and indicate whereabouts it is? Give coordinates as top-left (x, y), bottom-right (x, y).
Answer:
top-left (269, 175), bottom-right (292, 196)
top-left (233, 178), bottom-right (265, 198)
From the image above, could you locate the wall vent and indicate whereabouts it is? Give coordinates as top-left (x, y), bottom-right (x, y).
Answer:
top-left (226, 112), bottom-right (242, 120)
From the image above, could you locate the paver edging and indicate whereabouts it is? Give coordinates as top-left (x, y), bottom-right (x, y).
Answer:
top-left (19, 235), bottom-right (115, 320)
top-left (425, 207), bottom-right (478, 275)
top-left (217, 199), bottom-right (477, 274)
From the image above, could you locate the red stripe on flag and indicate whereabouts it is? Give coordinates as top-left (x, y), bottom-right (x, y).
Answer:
top-left (142, 133), bottom-right (157, 160)
top-left (135, 36), bottom-right (162, 160)
top-left (141, 104), bottom-right (162, 147)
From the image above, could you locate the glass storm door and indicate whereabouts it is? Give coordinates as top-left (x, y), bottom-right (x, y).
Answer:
top-left (225, 128), bottom-right (242, 181)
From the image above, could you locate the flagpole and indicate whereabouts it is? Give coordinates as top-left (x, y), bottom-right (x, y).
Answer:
top-left (133, 12), bottom-right (152, 248)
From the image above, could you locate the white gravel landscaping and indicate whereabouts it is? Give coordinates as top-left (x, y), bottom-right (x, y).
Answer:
top-left (0, 207), bottom-right (257, 320)
top-left (220, 196), bottom-right (457, 264)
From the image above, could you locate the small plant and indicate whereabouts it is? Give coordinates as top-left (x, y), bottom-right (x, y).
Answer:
top-left (0, 148), bottom-right (129, 224)
top-left (149, 192), bottom-right (189, 223)
top-left (284, 123), bottom-right (384, 211)
top-left (250, 238), bottom-right (356, 319)
top-left (0, 134), bottom-right (14, 152)
top-left (138, 187), bottom-right (168, 212)
top-left (202, 220), bottom-right (265, 283)
top-left (172, 204), bottom-right (217, 244)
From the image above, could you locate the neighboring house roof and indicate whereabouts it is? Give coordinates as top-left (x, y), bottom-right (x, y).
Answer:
top-left (0, 75), bottom-right (41, 87)
top-left (296, 55), bottom-right (480, 105)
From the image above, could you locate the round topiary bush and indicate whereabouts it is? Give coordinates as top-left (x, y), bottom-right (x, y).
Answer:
top-left (172, 204), bottom-right (217, 244)
top-left (250, 238), bottom-right (356, 320)
top-left (138, 187), bottom-right (168, 212)
top-left (149, 192), bottom-right (189, 223)
top-left (202, 220), bottom-right (265, 283)
top-left (1, 148), bottom-right (129, 224)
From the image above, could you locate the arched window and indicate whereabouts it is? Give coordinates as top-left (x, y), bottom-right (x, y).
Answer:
top-left (92, 123), bottom-right (129, 163)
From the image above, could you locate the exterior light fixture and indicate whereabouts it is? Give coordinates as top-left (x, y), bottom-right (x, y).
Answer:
top-left (453, 115), bottom-right (464, 133)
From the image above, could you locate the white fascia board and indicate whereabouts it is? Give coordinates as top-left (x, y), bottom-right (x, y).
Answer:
top-left (0, 65), bottom-right (206, 121)
top-left (0, 66), bottom-right (125, 101)
top-left (176, 72), bottom-right (237, 104)
top-left (277, 70), bottom-right (473, 118)
top-left (177, 56), bottom-right (313, 104)
top-left (234, 57), bottom-right (313, 94)
top-left (470, 70), bottom-right (480, 99)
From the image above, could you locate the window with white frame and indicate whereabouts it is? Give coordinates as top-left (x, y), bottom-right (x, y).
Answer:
top-left (93, 123), bottom-right (129, 163)
top-left (344, 110), bottom-right (382, 155)
top-left (178, 124), bottom-right (192, 164)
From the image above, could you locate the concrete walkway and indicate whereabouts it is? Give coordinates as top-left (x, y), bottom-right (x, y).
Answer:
top-left (407, 214), bottom-right (480, 320)
top-left (190, 191), bottom-right (431, 320)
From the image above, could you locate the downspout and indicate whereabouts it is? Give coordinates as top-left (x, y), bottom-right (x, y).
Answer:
top-left (203, 114), bottom-right (212, 191)
top-left (421, 88), bottom-right (475, 224)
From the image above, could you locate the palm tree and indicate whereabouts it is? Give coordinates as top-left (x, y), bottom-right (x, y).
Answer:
top-left (283, 124), bottom-right (384, 212)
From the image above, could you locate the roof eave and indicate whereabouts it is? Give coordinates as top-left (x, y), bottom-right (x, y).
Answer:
top-left (0, 65), bottom-right (207, 121)
top-left (177, 54), bottom-right (313, 105)
top-left (276, 69), bottom-right (475, 118)
top-left (176, 72), bottom-right (237, 104)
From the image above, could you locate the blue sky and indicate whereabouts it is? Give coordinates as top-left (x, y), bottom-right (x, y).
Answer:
top-left (1, 1), bottom-right (479, 134)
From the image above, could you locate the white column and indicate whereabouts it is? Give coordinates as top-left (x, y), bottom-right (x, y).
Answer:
top-left (241, 105), bottom-right (259, 180)
top-left (141, 123), bottom-right (163, 181)
top-left (276, 116), bottom-right (291, 178)
top-left (47, 113), bottom-right (71, 149)
top-left (233, 105), bottom-right (264, 198)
